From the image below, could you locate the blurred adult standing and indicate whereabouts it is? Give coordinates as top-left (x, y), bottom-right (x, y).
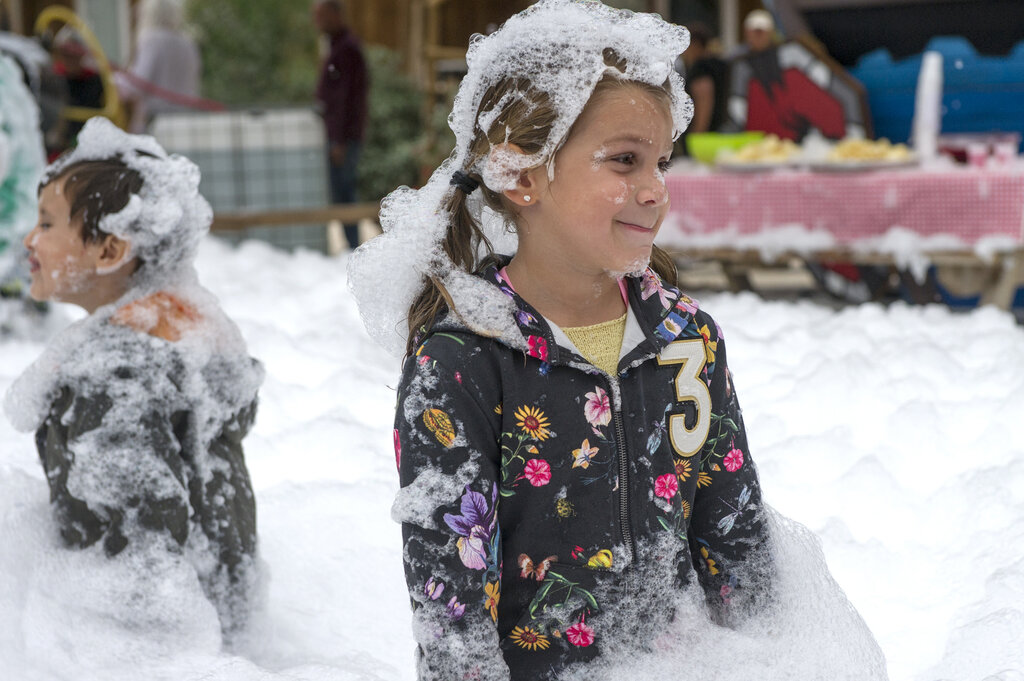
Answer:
top-left (51, 27), bottom-right (104, 153)
top-left (313, 0), bottom-right (368, 250)
top-left (115, 0), bottom-right (201, 133)
top-left (740, 9), bottom-right (777, 56)
top-left (680, 23), bottom-right (728, 135)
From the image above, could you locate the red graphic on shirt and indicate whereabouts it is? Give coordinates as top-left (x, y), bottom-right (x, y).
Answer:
top-left (745, 68), bottom-right (846, 141)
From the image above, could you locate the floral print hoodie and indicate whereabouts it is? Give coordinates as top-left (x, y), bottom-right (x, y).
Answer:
top-left (394, 259), bottom-right (772, 680)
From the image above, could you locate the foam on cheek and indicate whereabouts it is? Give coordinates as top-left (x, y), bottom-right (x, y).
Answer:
top-left (610, 181), bottom-right (630, 206)
top-left (52, 255), bottom-right (88, 292)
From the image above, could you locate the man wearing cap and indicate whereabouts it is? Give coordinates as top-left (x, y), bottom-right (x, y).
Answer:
top-left (743, 9), bottom-right (777, 55)
top-left (727, 8), bottom-right (848, 142)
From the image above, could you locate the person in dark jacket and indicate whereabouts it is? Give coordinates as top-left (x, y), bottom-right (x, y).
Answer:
top-left (680, 23), bottom-right (729, 134)
top-left (3, 117), bottom-right (263, 642)
top-left (313, 0), bottom-right (369, 249)
top-left (361, 2), bottom-right (775, 679)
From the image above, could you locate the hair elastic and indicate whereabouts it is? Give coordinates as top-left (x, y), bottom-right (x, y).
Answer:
top-left (450, 170), bottom-right (480, 194)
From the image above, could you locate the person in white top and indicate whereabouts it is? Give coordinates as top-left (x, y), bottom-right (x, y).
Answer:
top-left (115, 0), bottom-right (201, 133)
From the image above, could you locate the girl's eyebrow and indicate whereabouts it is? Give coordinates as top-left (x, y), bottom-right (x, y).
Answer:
top-left (600, 133), bottom-right (673, 153)
top-left (599, 136), bottom-right (675, 159)
top-left (601, 134), bottom-right (654, 145)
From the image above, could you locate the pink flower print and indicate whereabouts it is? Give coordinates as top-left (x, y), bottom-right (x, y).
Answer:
top-left (393, 429), bottom-right (401, 470)
top-left (654, 473), bottom-right (678, 500)
top-left (566, 619), bottom-right (595, 647)
top-left (640, 270), bottom-right (671, 309)
top-left (417, 354), bottom-right (431, 366)
top-left (724, 448), bottom-right (744, 472)
top-left (527, 335), bottom-right (548, 361)
top-left (584, 387), bottom-right (612, 427)
top-left (523, 459), bottom-right (552, 487)
top-left (455, 371), bottom-right (462, 384)
top-left (675, 293), bottom-right (699, 317)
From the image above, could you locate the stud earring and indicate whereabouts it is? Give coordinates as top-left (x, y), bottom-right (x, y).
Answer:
top-left (523, 195), bottom-right (531, 202)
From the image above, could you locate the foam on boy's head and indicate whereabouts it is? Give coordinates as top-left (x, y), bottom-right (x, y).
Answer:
top-left (53, 158), bottom-right (144, 245)
top-left (42, 117), bottom-right (212, 282)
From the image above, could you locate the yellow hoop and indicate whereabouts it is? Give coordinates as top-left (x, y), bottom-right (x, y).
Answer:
top-left (34, 5), bottom-right (127, 129)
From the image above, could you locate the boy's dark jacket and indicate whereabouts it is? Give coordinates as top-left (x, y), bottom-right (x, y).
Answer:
top-left (395, 259), bottom-right (773, 681)
top-left (13, 291), bottom-right (262, 636)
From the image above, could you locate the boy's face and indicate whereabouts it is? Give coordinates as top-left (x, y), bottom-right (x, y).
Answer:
top-left (23, 180), bottom-right (108, 308)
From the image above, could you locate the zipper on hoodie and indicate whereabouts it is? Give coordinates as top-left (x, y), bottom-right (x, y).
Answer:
top-left (607, 375), bottom-right (637, 565)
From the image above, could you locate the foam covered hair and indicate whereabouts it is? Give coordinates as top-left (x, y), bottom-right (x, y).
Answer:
top-left (350, 0), bottom-right (692, 355)
top-left (452, 0), bottom-right (692, 185)
top-left (43, 117), bottom-right (212, 279)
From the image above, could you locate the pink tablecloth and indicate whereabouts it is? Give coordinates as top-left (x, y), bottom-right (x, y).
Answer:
top-left (663, 165), bottom-right (1024, 244)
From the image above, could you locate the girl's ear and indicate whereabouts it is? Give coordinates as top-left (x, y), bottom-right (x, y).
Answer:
top-left (489, 143), bottom-right (547, 207)
top-left (95, 234), bottom-right (134, 275)
top-left (504, 167), bottom-right (543, 208)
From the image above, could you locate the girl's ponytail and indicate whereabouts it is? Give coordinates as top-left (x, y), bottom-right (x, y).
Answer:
top-left (649, 245), bottom-right (679, 288)
top-left (405, 174), bottom-right (495, 355)
top-left (404, 78), bottom-right (556, 357)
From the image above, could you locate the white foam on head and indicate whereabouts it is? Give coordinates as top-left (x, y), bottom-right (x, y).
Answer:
top-left (349, 0), bottom-right (693, 356)
top-left (42, 116), bottom-right (213, 288)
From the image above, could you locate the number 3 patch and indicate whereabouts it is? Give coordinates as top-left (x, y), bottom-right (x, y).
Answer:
top-left (656, 339), bottom-right (711, 457)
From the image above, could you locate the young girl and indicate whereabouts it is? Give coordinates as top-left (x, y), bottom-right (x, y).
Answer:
top-left (351, 1), bottom-right (773, 678)
top-left (4, 117), bottom-right (263, 642)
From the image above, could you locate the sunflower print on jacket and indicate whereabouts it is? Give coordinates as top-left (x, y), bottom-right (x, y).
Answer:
top-left (395, 258), bottom-right (773, 681)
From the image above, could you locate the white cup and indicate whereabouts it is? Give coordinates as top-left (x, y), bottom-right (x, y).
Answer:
top-left (993, 141), bottom-right (1017, 165)
top-left (966, 142), bottom-right (989, 168)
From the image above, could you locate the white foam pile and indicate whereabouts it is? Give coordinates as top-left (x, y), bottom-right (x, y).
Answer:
top-left (1, 238), bottom-right (1020, 680)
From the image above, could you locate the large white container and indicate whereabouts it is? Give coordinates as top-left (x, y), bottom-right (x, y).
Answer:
top-left (151, 108), bottom-right (331, 251)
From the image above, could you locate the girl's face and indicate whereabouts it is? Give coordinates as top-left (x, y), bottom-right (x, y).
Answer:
top-left (517, 85), bottom-right (674, 276)
top-left (23, 180), bottom-right (108, 308)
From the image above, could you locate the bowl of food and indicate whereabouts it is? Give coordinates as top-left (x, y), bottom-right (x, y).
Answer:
top-left (686, 132), bottom-right (766, 165)
top-left (813, 137), bottom-right (917, 171)
top-left (714, 134), bottom-right (802, 170)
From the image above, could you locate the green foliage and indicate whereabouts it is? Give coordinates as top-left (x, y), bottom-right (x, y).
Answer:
top-left (358, 46), bottom-right (424, 201)
top-left (418, 81), bottom-right (459, 183)
top-left (186, 0), bottom-right (318, 106)
top-left (185, 2), bottom-right (431, 201)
